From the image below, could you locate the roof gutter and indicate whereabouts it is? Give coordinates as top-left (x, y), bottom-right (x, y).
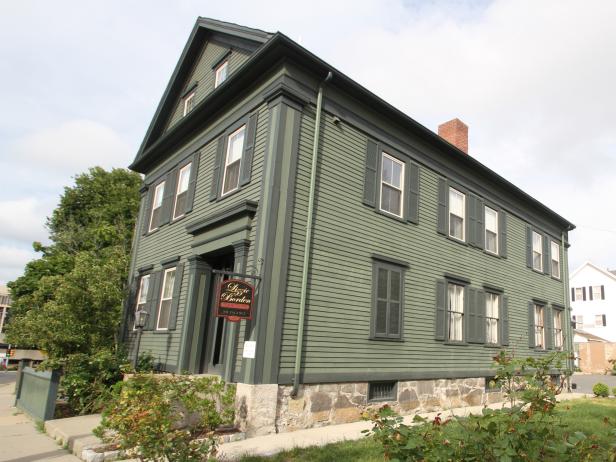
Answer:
top-left (291, 70), bottom-right (333, 398)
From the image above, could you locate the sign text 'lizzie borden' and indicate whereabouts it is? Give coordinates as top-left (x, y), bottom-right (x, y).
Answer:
top-left (215, 279), bottom-right (254, 322)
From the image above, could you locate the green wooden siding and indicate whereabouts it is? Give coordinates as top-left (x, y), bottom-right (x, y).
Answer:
top-left (279, 111), bottom-right (567, 379)
top-left (165, 41), bottom-right (251, 132)
top-left (125, 102), bottom-right (269, 371)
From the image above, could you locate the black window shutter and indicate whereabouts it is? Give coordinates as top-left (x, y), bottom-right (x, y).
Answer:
top-left (160, 170), bottom-right (178, 226)
top-left (542, 234), bottom-right (550, 275)
top-left (571, 287), bottom-right (575, 302)
top-left (184, 152), bottom-right (201, 214)
top-left (363, 139), bottom-right (379, 207)
top-left (168, 263), bottom-right (184, 330)
top-left (437, 178), bottom-right (448, 235)
top-left (498, 211), bottom-right (507, 258)
top-left (406, 162), bottom-right (420, 224)
top-left (601, 285), bottom-right (605, 299)
top-left (528, 302), bottom-right (535, 348)
top-left (525, 226), bottom-right (533, 268)
top-left (582, 287), bottom-right (586, 301)
top-left (589, 286), bottom-right (593, 301)
top-left (545, 306), bottom-right (553, 350)
top-left (467, 195), bottom-right (477, 247)
top-left (210, 136), bottom-right (225, 201)
top-left (145, 271), bottom-right (162, 331)
top-left (501, 295), bottom-right (509, 346)
top-left (465, 287), bottom-right (476, 342)
top-left (141, 188), bottom-right (153, 236)
top-left (476, 199), bottom-right (485, 250)
top-left (602, 314), bottom-right (607, 326)
top-left (240, 112), bottom-right (258, 186)
top-left (435, 280), bottom-right (447, 340)
top-left (476, 290), bottom-right (485, 344)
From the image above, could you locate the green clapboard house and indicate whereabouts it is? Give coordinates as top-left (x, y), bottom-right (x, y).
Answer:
top-left (123, 18), bottom-right (575, 435)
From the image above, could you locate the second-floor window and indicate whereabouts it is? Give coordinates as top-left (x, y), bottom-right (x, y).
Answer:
top-left (551, 241), bottom-right (560, 279)
top-left (156, 267), bottom-right (176, 330)
top-left (534, 304), bottom-right (545, 348)
top-left (595, 314), bottom-right (607, 327)
top-left (222, 125), bottom-right (246, 196)
top-left (532, 231), bottom-right (543, 272)
top-left (591, 285), bottom-right (604, 300)
top-left (553, 309), bottom-right (563, 350)
top-left (173, 163), bottom-right (192, 220)
top-left (448, 283), bottom-right (464, 341)
top-left (486, 292), bottom-right (499, 344)
top-left (215, 61), bottom-right (229, 88)
top-left (485, 206), bottom-right (498, 254)
top-left (149, 181), bottom-right (165, 232)
top-left (449, 187), bottom-right (465, 241)
top-left (133, 274), bottom-right (150, 329)
top-left (380, 153), bottom-right (404, 217)
top-left (183, 92), bottom-right (195, 116)
top-left (574, 314), bottom-right (584, 329)
top-left (574, 287), bottom-right (584, 301)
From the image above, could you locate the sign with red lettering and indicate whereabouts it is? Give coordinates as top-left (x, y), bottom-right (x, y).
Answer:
top-left (215, 279), bottom-right (254, 322)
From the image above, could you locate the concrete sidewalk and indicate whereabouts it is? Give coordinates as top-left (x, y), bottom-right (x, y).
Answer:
top-left (0, 379), bottom-right (79, 462)
top-left (218, 391), bottom-right (591, 460)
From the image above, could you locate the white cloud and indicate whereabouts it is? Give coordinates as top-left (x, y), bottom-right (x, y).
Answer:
top-left (0, 244), bottom-right (39, 285)
top-left (0, 197), bottom-right (54, 244)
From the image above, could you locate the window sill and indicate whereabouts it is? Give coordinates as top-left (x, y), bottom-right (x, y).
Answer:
top-left (153, 330), bottom-right (172, 335)
top-left (483, 343), bottom-right (502, 349)
top-left (171, 213), bottom-right (189, 225)
top-left (446, 234), bottom-right (468, 246)
top-left (216, 185), bottom-right (245, 203)
top-left (531, 267), bottom-right (546, 275)
top-left (550, 275), bottom-right (562, 282)
top-left (373, 208), bottom-right (407, 224)
top-left (483, 249), bottom-right (501, 258)
top-left (444, 341), bottom-right (468, 346)
top-left (145, 227), bottom-right (161, 237)
top-left (369, 336), bottom-right (404, 342)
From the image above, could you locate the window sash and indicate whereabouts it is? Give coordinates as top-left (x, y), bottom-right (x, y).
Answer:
top-left (156, 268), bottom-right (176, 330)
top-left (485, 207), bottom-right (498, 254)
top-left (149, 181), bottom-right (166, 232)
top-left (222, 125), bottom-right (246, 196)
top-left (592, 286), bottom-right (602, 300)
top-left (133, 275), bottom-right (150, 330)
top-left (534, 305), bottom-right (544, 348)
top-left (448, 284), bottom-right (464, 341)
top-left (551, 241), bottom-right (560, 278)
top-left (574, 288), bottom-right (583, 301)
top-left (575, 314), bottom-right (584, 328)
top-left (380, 153), bottom-right (404, 217)
top-left (532, 231), bottom-right (543, 271)
top-left (183, 92), bottom-right (195, 116)
top-left (486, 293), bottom-right (499, 344)
top-left (173, 163), bottom-right (192, 219)
top-left (448, 188), bottom-right (465, 241)
top-left (595, 314), bottom-right (605, 327)
top-left (554, 311), bottom-right (563, 350)
top-left (215, 61), bottom-right (228, 88)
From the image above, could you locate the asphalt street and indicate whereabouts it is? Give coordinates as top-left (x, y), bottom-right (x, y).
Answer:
top-left (0, 371), bottom-right (16, 386)
top-left (570, 373), bottom-right (616, 394)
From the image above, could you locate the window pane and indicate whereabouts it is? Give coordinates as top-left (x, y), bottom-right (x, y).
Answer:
top-left (377, 268), bottom-right (388, 299)
top-left (174, 192), bottom-right (187, 217)
top-left (449, 188), bottom-right (464, 216)
top-left (390, 271), bottom-right (400, 302)
top-left (533, 251), bottom-right (542, 271)
top-left (486, 231), bottom-right (497, 253)
top-left (223, 161), bottom-right (241, 194)
top-left (162, 269), bottom-right (176, 299)
top-left (157, 299), bottom-right (172, 330)
top-left (382, 156), bottom-right (393, 184)
top-left (532, 232), bottom-right (542, 253)
top-left (178, 164), bottom-right (191, 193)
top-left (450, 215), bottom-right (464, 240)
top-left (389, 302), bottom-right (400, 335)
top-left (138, 276), bottom-right (150, 304)
top-left (227, 126), bottom-right (245, 164)
top-left (592, 286), bottom-right (602, 299)
top-left (153, 182), bottom-right (165, 207)
top-left (376, 301), bottom-right (387, 334)
top-left (485, 207), bottom-right (497, 232)
top-left (380, 184), bottom-right (402, 216)
top-left (575, 288), bottom-right (583, 301)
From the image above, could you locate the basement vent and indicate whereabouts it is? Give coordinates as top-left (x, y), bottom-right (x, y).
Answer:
top-left (368, 381), bottom-right (397, 402)
top-left (485, 377), bottom-right (501, 393)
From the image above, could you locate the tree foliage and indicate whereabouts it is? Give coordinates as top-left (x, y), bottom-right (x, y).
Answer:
top-left (5, 167), bottom-right (141, 359)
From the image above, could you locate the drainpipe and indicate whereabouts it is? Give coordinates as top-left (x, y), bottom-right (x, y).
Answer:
top-left (291, 71), bottom-right (333, 398)
top-left (562, 229), bottom-right (574, 391)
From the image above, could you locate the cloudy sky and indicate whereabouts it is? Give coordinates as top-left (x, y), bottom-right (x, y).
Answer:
top-left (1, 0), bottom-right (615, 284)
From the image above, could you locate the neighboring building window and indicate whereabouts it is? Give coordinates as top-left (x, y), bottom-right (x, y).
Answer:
top-left (380, 153), bottom-right (404, 217)
top-left (591, 285), bottom-right (603, 300)
top-left (485, 206), bottom-right (498, 254)
top-left (532, 231), bottom-right (543, 272)
top-left (551, 241), bottom-right (560, 279)
top-left (133, 275), bottom-right (150, 329)
top-left (574, 287), bottom-right (584, 301)
top-left (595, 314), bottom-right (607, 327)
top-left (574, 314), bottom-right (584, 329)
top-left (553, 309), bottom-right (563, 350)
top-left (448, 283), bottom-right (464, 341)
top-left (172, 163), bottom-right (192, 220)
top-left (449, 187), bottom-right (465, 241)
top-left (215, 61), bottom-right (229, 88)
top-left (534, 304), bottom-right (545, 348)
top-left (183, 92), bottom-right (195, 116)
top-left (373, 261), bottom-right (404, 339)
top-left (148, 181), bottom-right (165, 232)
top-left (485, 292), bottom-right (499, 344)
top-left (222, 125), bottom-right (246, 196)
top-left (156, 267), bottom-right (176, 330)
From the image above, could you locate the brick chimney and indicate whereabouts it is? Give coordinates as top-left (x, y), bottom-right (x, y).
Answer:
top-left (438, 118), bottom-right (468, 154)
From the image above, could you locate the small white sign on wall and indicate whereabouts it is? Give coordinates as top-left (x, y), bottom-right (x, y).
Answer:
top-left (243, 340), bottom-right (256, 359)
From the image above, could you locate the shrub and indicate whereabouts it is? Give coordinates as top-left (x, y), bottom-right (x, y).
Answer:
top-left (94, 373), bottom-right (235, 462)
top-left (593, 382), bottom-right (609, 397)
top-left (612, 387), bottom-right (616, 397)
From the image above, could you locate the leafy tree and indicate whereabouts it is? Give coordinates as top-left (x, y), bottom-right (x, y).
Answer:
top-left (5, 167), bottom-right (141, 359)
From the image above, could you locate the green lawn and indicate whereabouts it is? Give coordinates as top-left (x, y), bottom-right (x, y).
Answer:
top-left (236, 398), bottom-right (616, 462)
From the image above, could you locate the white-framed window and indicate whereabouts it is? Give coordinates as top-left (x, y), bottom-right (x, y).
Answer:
top-left (380, 153), bottom-right (404, 217)
top-left (595, 314), bottom-right (606, 327)
top-left (215, 61), bottom-right (229, 88)
top-left (448, 283), bottom-right (464, 341)
top-left (156, 267), bottom-right (176, 330)
top-left (532, 231), bottom-right (543, 272)
top-left (222, 125), bottom-right (246, 196)
top-left (133, 275), bottom-right (150, 330)
top-left (485, 206), bottom-right (498, 254)
top-left (183, 92), bottom-right (195, 116)
top-left (554, 310), bottom-right (563, 350)
top-left (574, 287), bottom-right (584, 301)
top-left (172, 163), bottom-right (192, 220)
top-left (574, 314), bottom-right (584, 329)
top-left (149, 181), bottom-right (166, 232)
top-left (592, 285), bottom-right (603, 300)
top-left (550, 241), bottom-right (560, 279)
top-left (486, 292), bottom-right (499, 344)
top-left (449, 187), bottom-right (465, 241)
top-left (534, 304), bottom-right (545, 348)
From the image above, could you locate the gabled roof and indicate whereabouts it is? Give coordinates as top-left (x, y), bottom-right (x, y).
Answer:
top-left (132, 18), bottom-right (272, 167)
top-left (570, 261), bottom-right (616, 282)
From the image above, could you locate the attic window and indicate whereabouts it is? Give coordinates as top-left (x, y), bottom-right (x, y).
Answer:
top-left (183, 92), bottom-right (195, 116)
top-left (215, 61), bottom-right (228, 88)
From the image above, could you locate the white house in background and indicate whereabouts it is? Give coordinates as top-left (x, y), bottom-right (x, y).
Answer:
top-left (570, 262), bottom-right (616, 342)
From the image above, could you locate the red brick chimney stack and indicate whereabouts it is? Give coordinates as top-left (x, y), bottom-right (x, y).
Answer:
top-left (438, 118), bottom-right (468, 154)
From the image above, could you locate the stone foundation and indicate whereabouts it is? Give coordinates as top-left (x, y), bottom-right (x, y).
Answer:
top-left (236, 377), bottom-right (504, 436)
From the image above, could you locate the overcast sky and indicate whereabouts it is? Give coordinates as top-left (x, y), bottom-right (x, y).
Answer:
top-left (1, 0), bottom-right (615, 284)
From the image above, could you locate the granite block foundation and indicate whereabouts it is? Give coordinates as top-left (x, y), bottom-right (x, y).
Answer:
top-left (235, 377), bottom-right (504, 436)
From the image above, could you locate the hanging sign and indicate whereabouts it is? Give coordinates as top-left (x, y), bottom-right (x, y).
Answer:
top-left (215, 279), bottom-right (254, 322)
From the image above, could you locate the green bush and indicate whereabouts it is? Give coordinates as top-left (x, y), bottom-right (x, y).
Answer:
top-left (94, 373), bottom-right (235, 462)
top-left (612, 387), bottom-right (616, 397)
top-left (593, 382), bottom-right (609, 397)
